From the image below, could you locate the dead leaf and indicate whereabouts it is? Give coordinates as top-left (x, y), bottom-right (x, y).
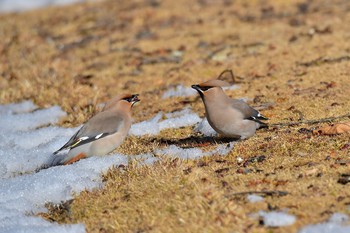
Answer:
top-left (313, 122), bottom-right (350, 135)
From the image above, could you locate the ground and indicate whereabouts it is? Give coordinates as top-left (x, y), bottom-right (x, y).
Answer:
top-left (1, 0), bottom-right (350, 232)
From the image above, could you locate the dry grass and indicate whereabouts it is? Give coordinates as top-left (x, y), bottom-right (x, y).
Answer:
top-left (1, 0), bottom-right (350, 232)
top-left (44, 129), bottom-right (350, 232)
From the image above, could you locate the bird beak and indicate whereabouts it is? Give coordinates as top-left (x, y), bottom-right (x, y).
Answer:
top-left (191, 84), bottom-right (202, 93)
top-left (131, 94), bottom-right (140, 105)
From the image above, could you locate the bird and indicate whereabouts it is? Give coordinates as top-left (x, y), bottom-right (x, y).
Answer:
top-left (51, 94), bottom-right (140, 165)
top-left (191, 79), bottom-right (268, 139)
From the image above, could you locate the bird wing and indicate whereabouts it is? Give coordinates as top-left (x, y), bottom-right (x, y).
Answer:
top-left (230, 99), bottom-right (268, 123)
top-left (53, 111), bottom-right (125, 154)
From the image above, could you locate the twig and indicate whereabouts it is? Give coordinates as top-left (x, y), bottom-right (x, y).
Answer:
top-left (217, 69), bottom-right (235, 83)
top-left (270, 113), bottom-right (350, 127)
top-left (227, 190), bottom-right (289, 198)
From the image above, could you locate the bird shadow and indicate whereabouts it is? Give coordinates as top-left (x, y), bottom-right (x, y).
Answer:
top-left (153, 135), bottom-right (240, 148)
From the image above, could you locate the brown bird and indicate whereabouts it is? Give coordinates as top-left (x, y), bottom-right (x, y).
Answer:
top-left (192, 79), bottom-right (267, 139)
top-left (52, 94), bottom-right (140, 165)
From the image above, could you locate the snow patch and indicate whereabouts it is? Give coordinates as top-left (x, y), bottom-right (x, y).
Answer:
top-left (328, 213), bottom-right (349, 223)
top-left (130, 108), bottom-right (201, 136)
top-left (0, 106), bottom-right (66, 132)
top-left (299, 213), bottom-right (350, 233)
top-left (0, 0), bottom-right (85, 13)
top-left (258, 211), bottom-right (296, 227)
top-left (0, 100), bottom-right (37, 114)
top-left (247, 194), bottom-right (264, 203)
top-left (0, 105), bottom-right (70, 178)
top-left (194, 118), bottom-right (217, 136)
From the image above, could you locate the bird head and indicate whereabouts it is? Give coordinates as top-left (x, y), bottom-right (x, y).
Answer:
top-left (121, 94), bottom-right (140, 107)
top-left (103, 94), bottom-right (140, 111)
top-left (191, 79), bottom-right (231, 98)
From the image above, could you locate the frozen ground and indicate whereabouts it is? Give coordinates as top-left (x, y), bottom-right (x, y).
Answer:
top-left (0, 101), bottom-right (234, 232)
top-left (1, 101), bottom-right (349, 232)
top-left (0, 0), bottom-right (85, 13)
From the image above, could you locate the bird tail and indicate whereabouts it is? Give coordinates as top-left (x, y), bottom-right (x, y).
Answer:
top-left (44, 152), bottom-right (87, 168)
top-left (52, 144), bottom-right (70, 155)
top-left (34, 153), bottom-right (64, 172)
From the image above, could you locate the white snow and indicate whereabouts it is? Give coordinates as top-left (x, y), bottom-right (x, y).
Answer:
top-left (0, 100), bottom-right (37, 114)
top-left (247, 194), bottom-right (264, 203)
top-left (0, 106), bottom-right (66, 132)
top-left (328, 213), bottom-right (349, 223)
top-left (0, 215), bottom-right (85, 233)
top-left (159, 108), bottom-right (201, 129)
top-left (299, 213), bottom-right (350, 233)
top-left (0, 0), bottom-right (85, 13)
top-left (130, 112), bottom-right (163, 136)
top-left (0, 155), bottom-right (127, 233)
top-left (194, 118), bottom-right (217, 136)
top-left (130, 107), bottom-right (201, 136)
top-left (0, 103), bottom-right (70, 178)
top-left (258, 211), bottom-right (296, 227)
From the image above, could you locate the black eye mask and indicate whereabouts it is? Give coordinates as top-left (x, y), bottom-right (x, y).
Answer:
top-left (200, 86), bottom-right (213, 91)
